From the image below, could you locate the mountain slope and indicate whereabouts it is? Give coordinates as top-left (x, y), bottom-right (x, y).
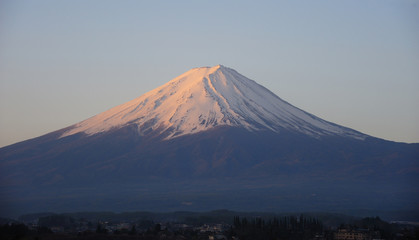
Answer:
top-left (0, 65), bottom-right (418, 218)
top-left (61, 65), bottom-right (365, 140)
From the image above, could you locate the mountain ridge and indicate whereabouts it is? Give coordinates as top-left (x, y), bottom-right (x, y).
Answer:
top-left (60, 65), bottom-right (366, 140)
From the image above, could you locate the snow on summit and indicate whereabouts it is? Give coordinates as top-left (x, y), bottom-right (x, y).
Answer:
top-left (61, 65), bottom-right (366, 140)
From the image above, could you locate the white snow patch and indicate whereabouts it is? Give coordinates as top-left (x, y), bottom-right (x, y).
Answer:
top-left (61, 65), bottom-right (366, 140)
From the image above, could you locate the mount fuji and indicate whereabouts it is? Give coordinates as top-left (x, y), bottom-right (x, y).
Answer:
top-left (60, 65), bottom-right (364, 140)
top-left (1, 65), bottom-right (418, 218)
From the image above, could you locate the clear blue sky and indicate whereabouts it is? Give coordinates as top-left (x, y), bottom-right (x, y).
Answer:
top-left (1, 0), bottom-right (418, 147)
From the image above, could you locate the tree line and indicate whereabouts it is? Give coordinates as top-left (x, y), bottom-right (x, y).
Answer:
top-left (229, 215), bottom-right (324, 240)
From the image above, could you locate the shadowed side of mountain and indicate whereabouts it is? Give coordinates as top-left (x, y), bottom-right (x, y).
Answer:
top-left (1, 124), bottom-right (418, 218)
top-left (1, 124), bottom-right (418, 186)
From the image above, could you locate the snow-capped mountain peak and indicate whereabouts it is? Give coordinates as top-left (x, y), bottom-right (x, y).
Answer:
top-left (61, 65), bottom-right (366, 140)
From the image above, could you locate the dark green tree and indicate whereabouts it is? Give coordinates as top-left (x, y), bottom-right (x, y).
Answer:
top-left (95, 223), bottom-right (107, 234)
top-left (129, 225), bottom-right (137, 235)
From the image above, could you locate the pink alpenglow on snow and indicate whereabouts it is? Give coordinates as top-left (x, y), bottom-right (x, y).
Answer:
top-left (61, 65), bottom-right (366, 140)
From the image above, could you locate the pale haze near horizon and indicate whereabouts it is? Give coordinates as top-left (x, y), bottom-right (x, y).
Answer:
top-left (0, 0), bottom-right (418, 147)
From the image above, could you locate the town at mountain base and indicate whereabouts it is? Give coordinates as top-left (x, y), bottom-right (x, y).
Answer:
top-left (3, 211), bottom-right (419, 240)
top-left (0, 65), bottom-right (418, 218)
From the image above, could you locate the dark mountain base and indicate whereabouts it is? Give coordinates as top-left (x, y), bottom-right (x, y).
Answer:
top-left (1, 126), bottom-right (418, 219)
